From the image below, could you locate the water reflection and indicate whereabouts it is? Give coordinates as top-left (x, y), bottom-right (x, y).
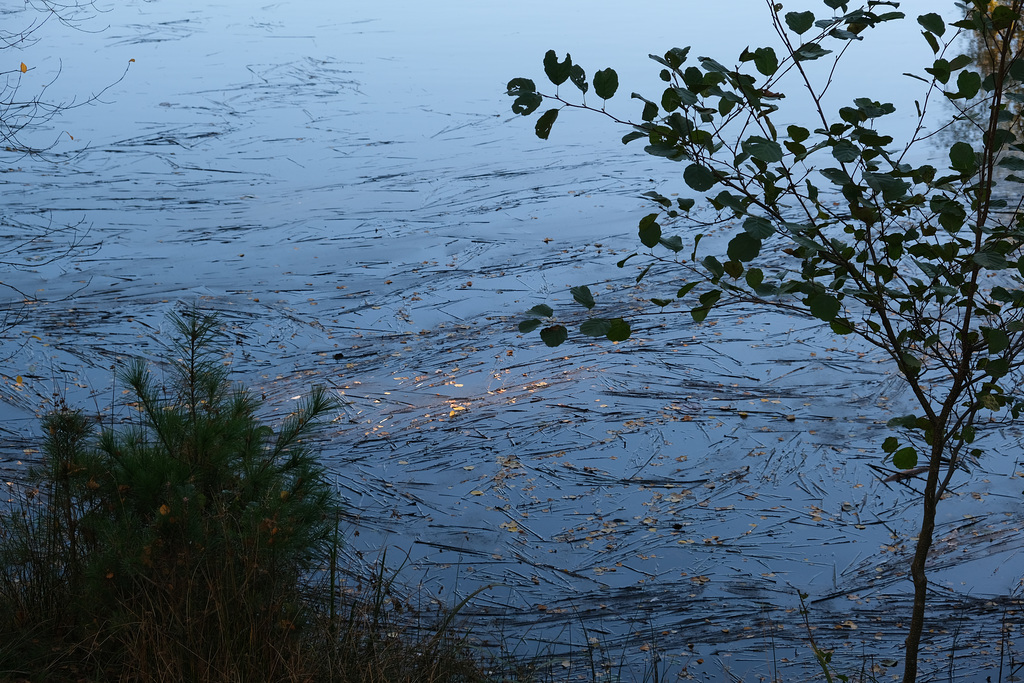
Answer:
top-left (1, 1), bottom-right (1023, 679)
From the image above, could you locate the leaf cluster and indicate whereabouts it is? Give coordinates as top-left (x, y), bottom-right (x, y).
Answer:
top-left (508, 0), bottom-right (1024, 469)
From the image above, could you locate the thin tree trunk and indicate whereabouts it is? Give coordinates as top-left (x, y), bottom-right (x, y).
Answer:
top-left (902, 445), bottom-right (944, 683)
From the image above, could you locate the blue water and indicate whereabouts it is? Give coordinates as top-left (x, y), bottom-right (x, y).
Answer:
top-left (2, 1), bottom-right (1022, 680)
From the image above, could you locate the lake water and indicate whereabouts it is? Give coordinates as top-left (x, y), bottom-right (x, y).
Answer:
top-left (3, 1), bottom-right (1024, 680)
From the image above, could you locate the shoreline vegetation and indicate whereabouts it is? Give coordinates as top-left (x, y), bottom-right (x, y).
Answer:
top-left (0, 310), bottom-right (500, 683)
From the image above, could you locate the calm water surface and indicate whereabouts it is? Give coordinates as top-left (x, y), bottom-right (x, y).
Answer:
top-left (3, 1), bottom-right (1023, 679)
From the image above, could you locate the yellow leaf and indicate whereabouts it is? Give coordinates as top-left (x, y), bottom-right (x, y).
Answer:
top-left (129, 58), bottom-right (135, 63)
top-left (15, 376), bottom-right (22, 385)
top-left (19, 63), bottom-right (26, 73)
top-left (469, 490), bottom-right (484, 496)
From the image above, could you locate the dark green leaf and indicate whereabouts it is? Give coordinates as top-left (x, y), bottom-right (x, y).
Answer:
top-left (684, 163), bottom-right (717, 191)
top-left (570, 285), bottom-right (595, 310)
top-left (569, 64), bottom-right (588, 93)
top-left (882, 436), bottom-right (899, 453)
top-left (926, 58), bottom-right (951, 84)
top-left (712, 190), bottom-right (747, 215)
top-left (995, 156), bottom-right (1024, 171)
top-left (753, 47), bottom-right (778, 76)
top-left (702, 255), bottom-right (725, 278)
top-left (660, 235), bottom-right (684, 252)
top-left (956, 70), bottom-right (981, 100)
top-left (917, 13), bottom-right (945, 36)
top-left (853, 97), bottom-right (895, 117)
top-left (606, 318), bottom-right (631, 341)
top-left (785, 11), bottom-right (815, 34)
top-left (949, 141), bottom-right (976, 173)
top-left (518, 319), bottom-right (541, 334)
top-left (528, 304), bottom-right (554, 317)
top-left (699, 56), bottom-right (730, 74)
top-left (892, 447), bottom-right (918, 470)
top-left (594, 68), bottom-right (619, 99)
top-left (830, 319), bottom-right (854, 335)
top-left (887, 414), bottom-right (920, 429)
top-left (535, 108), bottom-right (559, 140)
top-left (662, 87), bottom-right (681, 112)
top-left (699, 289), bottom-right (721, 306)
top-left (807, 292), bottom-right (841, 321)
top-left (820, 167), bottom-right (852, 186)
top-left (507, 78), bottom-right (541, 115)
top-left (540, 325), bottom-right (568, 347)
top-left (992, 4), bottom-right (1019, 30)
top-left (902, 352), bottom-right (922, 375)
top-left (863, 172), bottom-right (910, 202)
top-left (580, 318), bottom-right (611, 337)
top-left (727, 232), bottom-right (762, 262)
top-left (665, 47), bottom-right (690, 69)
top-left (742, 135), bottom-right (784, 162)
top-left (622, 131), bottom-right (647, 144)
top-left (743, 216), bottom-right (775, 238)
top-left (788, 125), bottom-right (810, 143)
top-left (948, 54), bottom-right (972, 71)
top-left (691, 290), bottom-right (721, 322)
top-left (982, 326), bottom-right (1010, 354)
top-left (745, 267), bottom-right (763, 288)
top-left (511, 92), bottom-right (543, 115)
top-left (986, 357), bottom-right (1010, 378)
top-left (638, 213), bottom-right (661, 248)
top-left (506, 77), bottom-right (537, 96)
top-left (962, 425), bottom-right (976, 443)
top-left (677, 282), bottom-right (698, 297)
top-left (875, 12), bottom-right (905, 23)
top-left (794, 43), bottom-right (832, 61)
top-left (973, 251), bottom-right (1008, 269)
top-left (831, 139), bottom-right (860, 163)
top-left (543, 50), bottom-right (572, 86)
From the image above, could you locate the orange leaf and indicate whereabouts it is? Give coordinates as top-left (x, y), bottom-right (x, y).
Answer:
top-left (19, 63), bottom-right (26, 73)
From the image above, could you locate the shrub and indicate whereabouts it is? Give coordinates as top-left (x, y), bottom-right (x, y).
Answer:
top-left (0, 308), bottom-right (340, 682)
